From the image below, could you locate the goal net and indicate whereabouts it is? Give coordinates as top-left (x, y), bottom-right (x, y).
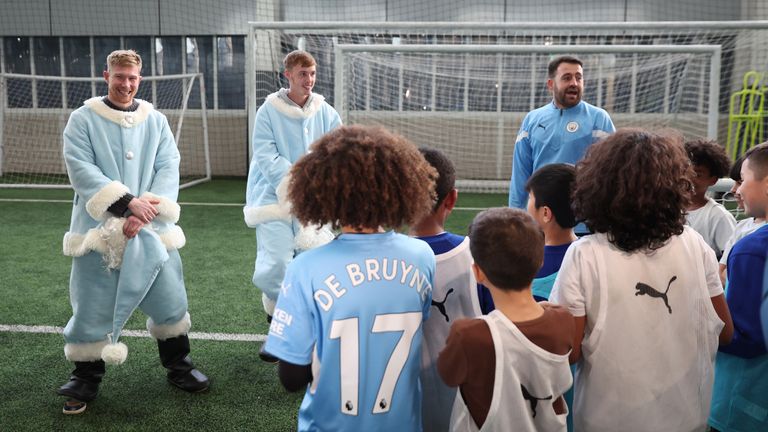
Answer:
top-left (0, 73), bottom-right (211, 189)
top-left (247, 22), bottom-right (768, 193)
top-left (335, 44), bottom-right (720, 192)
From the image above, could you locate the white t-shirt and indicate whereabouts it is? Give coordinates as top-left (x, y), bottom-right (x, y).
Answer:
top-left (549, 227), bottom-right (724, 432)
top-left (686, 197), bottom-right (736, 258)
top-left (719, 217), bottom-right (766, 265)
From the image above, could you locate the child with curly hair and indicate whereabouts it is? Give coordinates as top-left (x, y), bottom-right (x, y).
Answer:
top-left (550, 129), bottom-right (733, 432)
top-left (262, 125), bottom-right (438, 431)
top-left (685, 139), bottom-right (736, 259)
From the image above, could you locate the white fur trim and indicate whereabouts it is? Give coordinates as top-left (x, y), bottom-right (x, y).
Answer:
top-left (64, 223), bottom-right (186, 260)
top-left (243, 204), bottom-right (290, 227)
top-left (84, 97), bottom-right (153, 128)
top-left (86, 181), bottom-right (130, 221)
top-left (140, 192), bottom-right (180, 223)
top-left (101, 342), bottom-right (128, 365)
top-left (243, 175), bottom-right (292, 227)
top-left (64, 339), bottom-right (109, 362)
top-left (147, 312), bottom-right (191, 340)
top-left (295, 224), bottom-right (335, 251)
top-left (266, 91), bottom-right (325, 119)
top-left (63, 217), bottom-right (128, 269)
top-left (159, 225), bottom-right (186, 250)
top-left (262, 293), bottom-right (277, 316)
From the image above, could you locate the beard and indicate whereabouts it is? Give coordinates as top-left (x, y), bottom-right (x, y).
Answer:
top-left (555, 86), bottom-right (581, 108)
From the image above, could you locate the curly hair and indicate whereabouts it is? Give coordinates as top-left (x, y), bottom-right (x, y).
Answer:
top-left (573, 128), bottom-right (693, 253)
top-left (468, 208), bottom-right (544, 291)
top-left (418, 147), bottom-right (455, 211)
top-left (684, 139), bottom-right (731, 179)
top-left (288, 125), bottom-right (437, 230)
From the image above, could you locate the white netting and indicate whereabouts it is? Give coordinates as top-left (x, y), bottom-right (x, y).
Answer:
top-left (0, 73), bottom-right (210, 189)
top-left (334, 45), bottom-right (719, 192)
top-left (247, 22), bottom-right (768, 192)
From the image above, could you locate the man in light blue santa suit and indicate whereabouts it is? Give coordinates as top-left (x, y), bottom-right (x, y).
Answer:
top-left (243, 50), bottom-right (341, 362)
top-left (57, 50), bottom-right (208, 414)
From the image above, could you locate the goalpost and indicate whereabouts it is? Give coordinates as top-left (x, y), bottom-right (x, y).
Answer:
top-left (0, 72), bottom-right (211, 189)
top-left (246, 20), bottom-right (768, 193)
top-left (333, 44), bottom-right (722, 192)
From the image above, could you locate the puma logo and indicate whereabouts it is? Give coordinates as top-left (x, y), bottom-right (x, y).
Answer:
top-left (431, 288), bottom-right (454, 322)
top-left (635, 276), bottom-right (677, 314)
top-left (521, 384), bottom-right (552, 418)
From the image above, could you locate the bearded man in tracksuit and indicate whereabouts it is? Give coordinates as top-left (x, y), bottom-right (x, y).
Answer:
top-left (509, 55), bottom-right (615, 217)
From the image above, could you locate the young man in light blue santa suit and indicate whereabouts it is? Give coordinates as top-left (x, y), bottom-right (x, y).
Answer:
top-left (243, 50), bottom-right (341, 362)
top-left (57, 50), bottom-right (208, 414)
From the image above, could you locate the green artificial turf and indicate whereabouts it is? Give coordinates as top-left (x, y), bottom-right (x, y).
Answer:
top-left (0, 179), bottom-right (502, 429)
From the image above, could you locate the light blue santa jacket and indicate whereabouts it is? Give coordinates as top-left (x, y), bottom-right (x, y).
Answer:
top-left (61, 97), bottom-right (188, 362)
top-left (509, 101), bottom-right (614, 208)
top-left (62, 97), bottom-right (185, 262)
top-left (244, 91), bottom-right (341, 227)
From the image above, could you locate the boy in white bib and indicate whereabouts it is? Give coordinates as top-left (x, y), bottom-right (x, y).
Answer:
top-left (439, 208), bottom-right (574, 432)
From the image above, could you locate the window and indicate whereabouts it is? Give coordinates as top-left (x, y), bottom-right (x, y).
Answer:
top-left (217, 36), bottom-right (245, 109)
top-left (63, 37), bottom-right (92, 108)
top-left (4, 37), bottom-right (32, 108)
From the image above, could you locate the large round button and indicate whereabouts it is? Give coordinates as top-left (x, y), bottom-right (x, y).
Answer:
top-left (126, 151), bottom-right (134, 160)
top-left (125, 115), bottom-right (134, 124)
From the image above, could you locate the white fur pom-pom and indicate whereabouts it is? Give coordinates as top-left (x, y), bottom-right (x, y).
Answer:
top-left (101, 342), bottom-right (128, 365)
top-left (295, 224), bottom-right (335, 251)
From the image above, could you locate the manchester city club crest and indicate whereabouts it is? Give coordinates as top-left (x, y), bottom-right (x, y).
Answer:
top-left (566, 121), bottom-right (579, 133)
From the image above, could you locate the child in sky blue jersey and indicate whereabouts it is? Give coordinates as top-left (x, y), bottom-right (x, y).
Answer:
top-left (263, 125), bottom-right (438, 432)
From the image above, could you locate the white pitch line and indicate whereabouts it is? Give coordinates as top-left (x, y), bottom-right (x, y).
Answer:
top-left (0, 198), bottom-right (490, 211)
top-left (0, 198), bottom-right (71, 203)
top-left (0, 324), bottom-right (267, 342)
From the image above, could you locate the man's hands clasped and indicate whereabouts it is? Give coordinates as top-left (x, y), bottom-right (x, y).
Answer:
top-left (123, 197), bottom-right (161, 238)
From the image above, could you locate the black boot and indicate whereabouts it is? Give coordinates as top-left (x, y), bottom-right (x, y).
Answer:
top-left (259, 314), bottom-right (279, 364)
top-left (57, 360), bottom-right (105, 405)
top-left (157, 335), bottom-right (209, 393)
